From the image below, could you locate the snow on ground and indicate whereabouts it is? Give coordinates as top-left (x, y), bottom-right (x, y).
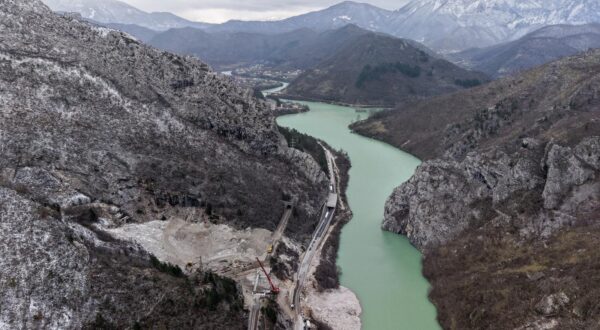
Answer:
top-left (90, 25), bottom-right (112, 38)
top-left (306, 286), bottom-right (362, 330)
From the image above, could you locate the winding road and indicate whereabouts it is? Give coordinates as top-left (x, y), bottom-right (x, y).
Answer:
top-left (247, 146), bottom-right (338, 330)
top-left (292, 147), bottom-right (338, 329)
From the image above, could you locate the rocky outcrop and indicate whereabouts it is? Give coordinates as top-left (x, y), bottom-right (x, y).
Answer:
top-left (375, 49), bottom-right (600, 251)
top-left (542, 139), bottom-right (600, 210)
top-left (377, 48), bottom-right (600, 329)
top-left (281, 148), bottom-right (328, 184)
top-left (535, 292), bottom-right (571, 316)
top-left (384, 137), bottom-right (599, 251)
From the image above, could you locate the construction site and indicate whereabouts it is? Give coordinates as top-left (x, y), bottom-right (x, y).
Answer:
top-left (104, 145), bottom-right (360, 330)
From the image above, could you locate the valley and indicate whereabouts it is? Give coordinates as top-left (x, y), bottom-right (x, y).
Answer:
top-left (278, 101), bottom-right (439, 329)
top-left (3, 0), bottom-right (600, 329)
top-left (353, 49), bottom-right (600, 328)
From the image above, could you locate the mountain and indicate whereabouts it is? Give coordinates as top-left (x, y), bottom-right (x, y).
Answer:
top-left (44, 0), bottom-right (600, 53)
top-left (206, 0), bottom-right (600, 52)
top-left (42, 0), bottom-right (210, 30)
top-left (103, 22), bottom-right (158, 42)
top-left (145, 24), bottom-right (373, 71)
top-left (449, 23), bottom-right (600, 77)
top-left (352, 50), bottom-right (600, 328)
top-left (0, 0), bottom-right (328, 328)
top-left (284, 29), bottom-right (488, 106)
top-left (389, 0), bottom-right (600, 52)
top-left (206, 1), bottom-right (393, 35)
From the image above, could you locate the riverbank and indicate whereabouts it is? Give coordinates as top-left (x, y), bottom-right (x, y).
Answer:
top-left (307, 286), bottom-right (362, 330)
top-left (277, 101), bottom-right (439, 330)
top-left (305, 148), bottom-right (362, 329)
top-left (270, 88), bottom-right (361, 328)
top-left (277, 93), bottom-right (393, 109)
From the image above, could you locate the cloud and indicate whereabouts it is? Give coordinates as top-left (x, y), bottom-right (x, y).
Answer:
top-left (120, 0), bottom-right (406, 23)
top-left (183, 7), bottom-right (320, 24)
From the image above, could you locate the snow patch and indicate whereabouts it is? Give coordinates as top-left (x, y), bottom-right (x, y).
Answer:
top-left (90, 25), bottom-right (112, 38)
top-left (333, 15), bottom-right (352, 22)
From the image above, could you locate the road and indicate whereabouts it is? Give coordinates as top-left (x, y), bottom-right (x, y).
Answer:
top-left (292, 204), bottom-right (335, 311)
top-left (247, 146), bottom-right (338, 330)
top-left (247, 202), bottom-right (294, 330)
top-left (292, 147), bottom-right (338, 328)
top-left (248, 296), bottom-right (261, 330)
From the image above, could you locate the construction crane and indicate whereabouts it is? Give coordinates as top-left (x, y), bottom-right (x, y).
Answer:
top-left (256, 258), bottom-right (280, 295)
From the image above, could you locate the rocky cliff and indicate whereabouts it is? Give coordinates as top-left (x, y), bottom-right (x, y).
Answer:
top-left (384, 137), bottom-right (599, 251)
top-left (358, 50), bottom-right (600, 328)
top-left (0, 0), bottom-right (327, 328)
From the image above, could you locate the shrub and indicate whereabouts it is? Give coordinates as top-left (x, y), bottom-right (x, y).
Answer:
top-left (262, 300), bottom-right (278, 324)
top-left (85, 313), bottom-right (116, 330)
top-left (455, 79), bottom-right (482, 88)
top-left (14, 184), bottom-right (29, 194)
top-left (37, 206), bottom-right (52, 219)
top-left (198, 271), bottom-right (241, 310)
top-left (150, 255), bottom-right (184, 278)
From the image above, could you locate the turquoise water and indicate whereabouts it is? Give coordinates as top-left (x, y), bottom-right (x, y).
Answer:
top-left (262, 82), bottom-right (289, 96)
top-left (277, 101), bottom-right (439, 330)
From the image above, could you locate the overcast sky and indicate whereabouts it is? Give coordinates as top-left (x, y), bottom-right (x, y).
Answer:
top-left (119, 0), bottom-right (408, 24)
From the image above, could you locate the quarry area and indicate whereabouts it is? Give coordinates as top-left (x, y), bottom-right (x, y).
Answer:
top-left (107, 217), bottom-right (272, 274)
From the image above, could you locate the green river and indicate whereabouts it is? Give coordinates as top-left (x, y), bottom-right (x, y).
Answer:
top-left (269, 84), bottom-right (439, 329)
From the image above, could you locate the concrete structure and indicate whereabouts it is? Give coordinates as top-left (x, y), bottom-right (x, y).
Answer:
top-left (326, 193), bottom-right (338, 208)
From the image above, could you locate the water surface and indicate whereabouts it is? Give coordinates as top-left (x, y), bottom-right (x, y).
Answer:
top-left (277, 101), bottom-right (439, 330)
top-left (262, 82), bottom-right (289, 96)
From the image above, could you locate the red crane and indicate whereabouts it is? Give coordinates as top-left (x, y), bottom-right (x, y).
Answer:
top-left (256, 257), bottom-right (280, 295)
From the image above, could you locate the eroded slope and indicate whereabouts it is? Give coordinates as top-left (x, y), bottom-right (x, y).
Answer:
top-left (0, 0), bottom-right (327, 328)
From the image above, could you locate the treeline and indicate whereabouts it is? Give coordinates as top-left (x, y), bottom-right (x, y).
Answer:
top-left (455, 78), bottom-right (482, 88)
top-left (356, 62), bottom-right (422, 88)
top-left (199, 271), bottom-right (242, 311)
top-left (278, 126), bottom-right (327, 173)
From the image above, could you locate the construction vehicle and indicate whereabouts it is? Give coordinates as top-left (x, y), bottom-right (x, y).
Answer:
top-left (267, 244), bottom-right (273, 253)
top-left (256, 258), bottom-right (280, 295)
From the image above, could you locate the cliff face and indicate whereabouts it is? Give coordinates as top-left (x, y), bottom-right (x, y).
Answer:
top-left (0, 0), bottom-right (327, 328)
top-left (370, 50), bottom-right (600, 328)
top-left (375, 49), bottom-right (600, 251)
top-left (384, 137), bottom-right (600, 251)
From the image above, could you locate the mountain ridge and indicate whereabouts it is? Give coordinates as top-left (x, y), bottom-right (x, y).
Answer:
top-left (42, 0), bottom-right (211, 30)
top-left (42, 0), bottom-right (600, 51)
top-left (450, 23), bottom-right (600, 77)
top-left (144, 24), bottom-right (377, 71)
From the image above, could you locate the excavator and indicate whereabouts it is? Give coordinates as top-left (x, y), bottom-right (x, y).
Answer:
top-left (256, 257), bottom-right (280, 295)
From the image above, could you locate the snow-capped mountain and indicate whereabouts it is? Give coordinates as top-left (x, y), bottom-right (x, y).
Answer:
top-left (207, 1), bottom-right (393, 34)
top-left (389, 0), bottom-right (600, 51)
top-left (42, 0), bottom-right (209, 31)
top-left (450, 23), bottom-right (600, 77)
top-left (43, 0), bottom-right (600, 52)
